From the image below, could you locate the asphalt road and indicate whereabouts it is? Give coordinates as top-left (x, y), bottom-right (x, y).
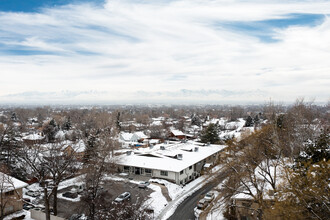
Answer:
top-left (167, 171), bottom-right (227, 220)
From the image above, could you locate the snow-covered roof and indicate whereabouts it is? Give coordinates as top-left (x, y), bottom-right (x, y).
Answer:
top-left (133, 131), bottom-right (148, 139)
top-left (120, 132), bottom-right (133, 141)
top-left (72, 140), bottom-right (86, 153)
top-left (0, 172), bottom-right (28, 193)
top-left (116, 141), bottom-right (225, 172)
top-left (151, 121), bottom-right (162, 126)
top-left (22, 133), bottom-right (44, 140)
top-left (170, 129), bottom-right (185, 136)
top-left (55, 130), bottom-right (65, 140)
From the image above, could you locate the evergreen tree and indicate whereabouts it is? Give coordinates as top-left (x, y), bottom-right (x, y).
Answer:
top-left (253, 114), bottom-right (260, 126)
top-left (62, 117), bottom-right (72, 131)
top-left (200, 123), bottom-right (220, 144)
top-left (10, 112), bottom-right (17, 122)
top-left (43, 119), bottom-right (58, 143)
top-left (244, 115), bottom-right (253, 127)
top-left (191, 115), bottom-right (201, 126)
top-left (296, 128), bottom-right (329, 165)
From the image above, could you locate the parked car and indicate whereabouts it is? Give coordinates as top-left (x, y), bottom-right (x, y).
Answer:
top-left (23, 198), bottom-right (31, 203)
top-left (197, 198), bottom-right (209, 210)
top-left (62, 191), bottom-right (78, 199)
top-left (26, 190), bottom-right (41, 197)
top-left (138, 181), bottom-right (150, 188)
top-left (204, 191), bottom-right (215, 202)
top-left (72, 183), bottom-right (86, 194)
top-left (114, 192), bottom-right (131, 202)
top-left (23, 204), bottom-right (34, 210)
top-left (69, 214), bottom-right (82, 220)
top-left (194, 198), bottom-right (209, 218)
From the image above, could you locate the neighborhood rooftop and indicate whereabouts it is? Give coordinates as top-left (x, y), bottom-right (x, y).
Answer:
top-left (116, 141), bottom-right (225, 173)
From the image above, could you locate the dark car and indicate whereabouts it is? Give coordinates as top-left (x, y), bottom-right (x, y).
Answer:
top-left (62, 191), bottom-right (78, 199)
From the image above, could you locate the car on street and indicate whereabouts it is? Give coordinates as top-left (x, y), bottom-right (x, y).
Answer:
top-left (197, 198), bottom-right (209, 210)
top-left (204, 191), bottom-right (215, 202)
top-left (194, 198), bottom-right (209, 218)
top-left (114, 192), bottom-right (131, 202)
top-left (138, 181), bottom-right (150, 188)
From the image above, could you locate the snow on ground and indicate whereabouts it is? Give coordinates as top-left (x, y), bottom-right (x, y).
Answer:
top-left (4, 210), bottom-right (34, 220)
top-left (58, 175), bottom-right (85, 190)
top-left (206, 203), bottom-right (226, 220)
top-left (144, 184), bottom-right (168, 217)
top-left (149, 179), bottom-right (182, 200)
top-left (104, 174), bottom-right (127, 182)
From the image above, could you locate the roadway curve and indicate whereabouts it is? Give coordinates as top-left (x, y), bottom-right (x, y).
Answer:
top-left (167, 171), bottom-right (227, 220)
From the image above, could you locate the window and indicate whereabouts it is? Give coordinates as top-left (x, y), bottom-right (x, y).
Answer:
top-left (5, 191), bottom-right (14, 196)
top-left (145, 169), bottom-right (152, 174)
top-left (4, 206), bottom-right (14, 213)
top-left (242, 202), bottom-right (251, 208)
top-left (189, 166), bottom-right (192, 170)
top-left (123, 166), bottom-right (130, 172)
top-left (189, 175), bottom-right (192, 180)
top-left (160, 171), bottom-right (168, 176)
top-left (180, 170), bottom-right (183, 175)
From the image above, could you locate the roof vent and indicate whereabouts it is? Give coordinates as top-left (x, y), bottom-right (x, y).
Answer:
top-left (194, 147), bottom-right (199, 152)
top-left (149, 145), bottom-right (154, 149)
top-left (126, 151), bottom-right (132, 155)
top-left (207, 142), bottom-right (211, 146)
top-left (177, 154), bottom-right (183, 160)
top-left (160, 146), bottom-right (165, 150)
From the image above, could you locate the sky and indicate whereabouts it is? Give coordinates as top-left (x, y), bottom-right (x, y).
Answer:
top-left (0, 0), bottom-right (329, 105)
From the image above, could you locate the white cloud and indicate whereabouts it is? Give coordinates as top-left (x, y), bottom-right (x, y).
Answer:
top-left (0, 0), bottom-right (329, 104)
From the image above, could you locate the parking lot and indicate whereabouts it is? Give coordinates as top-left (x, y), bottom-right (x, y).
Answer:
top-left (23, 177), bottom-right (154, 219)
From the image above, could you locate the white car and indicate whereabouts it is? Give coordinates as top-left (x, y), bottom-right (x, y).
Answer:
top-left (114, 192), bottom-right (131, 202)
top-left (26, 190), bottom-right (41, 197)
top-left (138, 181), bottom-right (150, 188)
top-left (204, 191), bottom-right (215, 202)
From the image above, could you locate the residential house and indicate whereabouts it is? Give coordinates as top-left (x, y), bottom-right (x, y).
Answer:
top-left (116, 141), bottom-right (225, 185)
top-left (169, 129), bottom-right (186, 140)
top-left (0, 172), bottom-right (28, 216)
top-left (22, 133), bottom-right (45, 146)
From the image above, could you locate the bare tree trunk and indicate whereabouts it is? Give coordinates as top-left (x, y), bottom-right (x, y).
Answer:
top-left (53, 187), bottom-right (58, 215)
top-left (44, 187), bottom-right (51, 220)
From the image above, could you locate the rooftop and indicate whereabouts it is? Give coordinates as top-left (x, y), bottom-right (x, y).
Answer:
top-left (116, 141), bottom-right (225, 172)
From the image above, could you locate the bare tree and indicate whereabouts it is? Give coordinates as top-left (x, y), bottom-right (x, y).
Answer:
top-left (17, 142), bottom-right (81, 220)
top-left (81, 131), bottom-right (118, 220)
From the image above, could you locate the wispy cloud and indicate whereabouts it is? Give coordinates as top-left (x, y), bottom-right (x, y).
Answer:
top-left (0, 0), bottom-right (329, 104)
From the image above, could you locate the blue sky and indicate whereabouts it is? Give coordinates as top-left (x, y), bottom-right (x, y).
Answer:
top-left (0, 0), bottom-right (329, 104)
top-left (0, 0), bottom-right (104, 12)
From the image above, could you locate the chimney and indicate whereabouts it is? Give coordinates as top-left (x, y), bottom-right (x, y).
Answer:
top-left (177, 154), bottom-right (183, 160)
top-left (194, 147), bottom-right (199, 152)
top-left (160, 146), bottom-right (165, 150)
